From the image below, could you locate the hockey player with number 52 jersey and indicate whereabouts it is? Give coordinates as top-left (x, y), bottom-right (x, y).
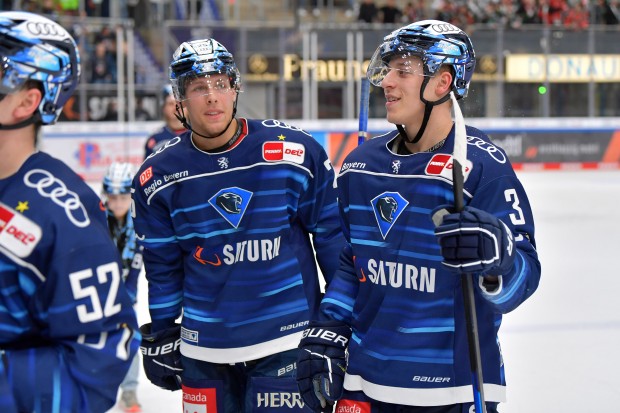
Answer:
top-left (132, 38), bottom-right (345, 412)
top-left (297, 21), bottom-right (541, 413)
top-left (0, 12), bottom-right (139, 413)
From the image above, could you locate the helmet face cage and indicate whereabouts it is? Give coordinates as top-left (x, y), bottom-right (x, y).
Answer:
top-left (102, 162), bottom-right (134, 195)
top-left (366, 20), bottom-right (475, 99)
top-left (169, 39), bottom-right (241, 101)
top-left (0, 11), bottom-right (80, 124)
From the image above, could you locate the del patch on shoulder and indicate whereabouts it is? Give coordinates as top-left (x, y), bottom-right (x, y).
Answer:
top-left (425, 154), bottom-right (473, 182)
top-left (0, 202), bottom-right (42, 258)
top-left (262, 141), bottom-right (305, 164)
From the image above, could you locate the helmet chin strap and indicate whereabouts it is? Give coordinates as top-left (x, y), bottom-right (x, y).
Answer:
top-left (0, 115), bottom-right (38, 130)
top-left (397, 77), bottom-right (452, 144)
top-left (175, 93), bottom-right (239, 140)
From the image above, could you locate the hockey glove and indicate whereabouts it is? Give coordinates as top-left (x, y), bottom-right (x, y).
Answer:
top-left (433, 205), bottom-right (515, 275)
top-left (139, 323), bottom-right (183, 391)
top-left (297, 321), bottom-right (351, 412)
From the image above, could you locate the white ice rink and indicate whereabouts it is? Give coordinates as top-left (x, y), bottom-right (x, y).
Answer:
top-left (107, 170), bottom-right (620, 413)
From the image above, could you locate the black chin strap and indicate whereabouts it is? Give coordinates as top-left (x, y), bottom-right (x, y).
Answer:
top-left (0, 115), bottom-right (38, 130)
top-left (175, 94), bottom-right (239, 140)
top-left (398, 78), bottom-right (452, 144)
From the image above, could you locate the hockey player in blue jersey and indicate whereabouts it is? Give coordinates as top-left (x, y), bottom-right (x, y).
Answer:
top-left (143, 85), bottom-right (186, 159)
top-left (132, 38), bottom-right (345, 413)
top-left (101, 162), bottom-right (144, 412)
top-left (0, 11), bottom-right (140, 413)
top-left (297, 20), bottom-right (541, 413)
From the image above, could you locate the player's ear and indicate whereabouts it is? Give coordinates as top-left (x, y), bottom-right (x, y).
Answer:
top-left (435, 68), bottom-right (453, 96)
top-left (13, 87), bottom-right (42, 120)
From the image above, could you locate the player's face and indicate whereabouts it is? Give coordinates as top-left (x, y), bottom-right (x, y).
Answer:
top-left (106, 193), bottom-right (131, 220)
top-left (380, 55), bottom-right (431, 127)
top-left (182, 73), bottom-right (237, 137)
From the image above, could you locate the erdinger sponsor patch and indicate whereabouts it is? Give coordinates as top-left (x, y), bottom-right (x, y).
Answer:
top-left (263, 141), bottom-right (305, 164)
top-left (0, 202), bottom-right (42, 258)
top-left (425, 154), bottom-right (472, 181)
top-left (139, 166), bottom-right (153, 186)
top-left (182, 385), bottom-right (217, 413)
top-left (336, 399), bottom-right (371, 413)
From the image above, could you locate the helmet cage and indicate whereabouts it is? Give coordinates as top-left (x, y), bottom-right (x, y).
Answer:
top-left (366, 20), bottom-right (475, 99)
top-left (0, 12), bottom-right (80, 125)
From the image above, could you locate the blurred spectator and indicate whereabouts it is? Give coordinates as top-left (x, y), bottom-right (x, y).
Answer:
top-left (402, 0), bottom-right (426, 23)
top-left (540, 0), bottom-right (568, 26)
top-left (90, 41), bottom-right (117, 84)
top-left (564, 1), bottom-right (589, 30)
top-left (379, 0), bottom-right (402, 23)
top-left (593, 0), bottom-right (620, 24)
top-left (514, 0), bottom-right (543, 27)
top-left (358, 0), bottom-right (378, 22)
top-left (451, 4), bottom-right (475, 30)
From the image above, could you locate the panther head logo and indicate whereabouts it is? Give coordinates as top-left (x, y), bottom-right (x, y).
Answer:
top-left (376, 196), bottom-right (398, 223)
top-left (216, 193), bottom-right (242, 214)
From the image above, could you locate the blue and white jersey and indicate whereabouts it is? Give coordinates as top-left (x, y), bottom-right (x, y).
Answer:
top-left (321, 126), bottom-right (541, 406)
top-left (144, 125), bottom-right (184, 159)
top-left (132, 118), bottom-right (345, 364)
top-left (0, 152), bottom-right (140, 413)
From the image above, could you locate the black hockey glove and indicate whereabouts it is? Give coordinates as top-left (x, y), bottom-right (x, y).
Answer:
top-left (433, 205), bottom-right (515, 275)
top-left (297, 321), bottom-right (351, 412)
top-left (139, 323), bottom-right (183, 391)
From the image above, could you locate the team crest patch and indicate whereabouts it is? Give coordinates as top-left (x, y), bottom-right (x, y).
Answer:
top-left (262, 141), bottom-right (305, 164)
top-left (425, 154), bottom-right (472, 181)
top-left (371, 192), bottom-right (409, 239)
top-left (0, 202), bottom-right (42, 258)
top-left (208, 187), bottom-right (253, 228)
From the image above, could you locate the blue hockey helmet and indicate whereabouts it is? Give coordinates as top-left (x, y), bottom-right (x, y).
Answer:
top-left (102, 162), bottom-right (134, 195)
top-left (0, 11), bottom-right (81, 125)
top-left (367, 20), bottom-right (475, 99)
top-left (169, 38), bottom-right (241, 101)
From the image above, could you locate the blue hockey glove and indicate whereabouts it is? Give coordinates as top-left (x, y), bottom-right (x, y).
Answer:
top-left (297, 321), bottom-right (351, 412)
top-left (433, 205), bottom-right (515, 275)
top-left (139, 323), bottom-right (183, 391)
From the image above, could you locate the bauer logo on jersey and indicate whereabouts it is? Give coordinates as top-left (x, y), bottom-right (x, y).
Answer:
top-left (425, 154), bottom-right (472, 181)
top-left (370, 192), bottom-right (409, 239)
top-left (209, 187), bottom-right (253, 228)
top-left (0, 202), bottom-right (42, 258)
top-left (262, 141), bottom-right (305, 164)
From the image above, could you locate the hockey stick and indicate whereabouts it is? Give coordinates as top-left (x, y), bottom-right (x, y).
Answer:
top-left (358, 78), bottom-right (370, 146)
top-left (450, 92), bottom-right (487, 413)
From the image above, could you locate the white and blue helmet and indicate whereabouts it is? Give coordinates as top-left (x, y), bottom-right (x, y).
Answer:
top-left (367, 20), bottom-right (475, 99)
top-left (169, 38), bottom-right (241, 101)
top-left (0, 11), bottom-right (80, 125)
top-left (102, 162), bottom-right (134, 195)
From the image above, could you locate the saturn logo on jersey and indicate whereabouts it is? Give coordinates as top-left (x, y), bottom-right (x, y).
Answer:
top-left (209, 187), bottom-right (253, 228)
top-left (371, 192), bottom-right (409, 239)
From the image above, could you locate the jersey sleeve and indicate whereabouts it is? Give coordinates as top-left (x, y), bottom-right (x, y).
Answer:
top-left (3, 230), bottom-right (139, 413)
top-left (132, 173), bottom-right (184, 331)
top-left (297, 142), bottom-right (345, 286)
top-left (469, 172), bottom-right (541, 313)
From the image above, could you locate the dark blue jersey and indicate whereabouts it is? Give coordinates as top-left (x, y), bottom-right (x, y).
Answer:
top-left (144, 125), bottom-right (184, 159)
top-left (0, 152), bottom-right (140, 413)
top-left (132, 118), bottom-right (345, 363)
top-left (106, 211), bottom-right (142, 302)
top-left (321, 126), bottom-right (541, 405)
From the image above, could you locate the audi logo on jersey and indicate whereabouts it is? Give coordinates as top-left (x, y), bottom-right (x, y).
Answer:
top-left (26, 21), bottom-right (64, 37)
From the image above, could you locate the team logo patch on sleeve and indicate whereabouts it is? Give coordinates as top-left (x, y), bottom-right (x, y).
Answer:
top-left (425, 154), bottom-right (472, 182)
top-left (139, 166), bottom-right (153, 186)
top-left (262, 141), bottom-right (305, 164)
top-left (0, 202), bottom-right (42, 258)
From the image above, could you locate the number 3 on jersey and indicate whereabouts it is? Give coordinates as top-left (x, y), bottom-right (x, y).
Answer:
top-left (69, 262), bottom-right (122, 323)
top-left (504, 188), bottom-right (525, 241)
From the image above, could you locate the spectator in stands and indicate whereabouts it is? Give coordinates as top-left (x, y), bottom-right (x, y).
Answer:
top-left (90, 41), bottom-right (117, 84)
top-left (402, 0), bottom-right (426, 23)
top-left (564, 1), bottom-right (589, 30)
top-left (593, 0), bottom-right (620, 24)
top-left (540, 0), bottom-right (568, 26)
top-left (358, 0), bottom-right (378, 22)
top-left (379, 0), bottom-right (402, 23)
top-left (514, 0), bottom-right (543, 27)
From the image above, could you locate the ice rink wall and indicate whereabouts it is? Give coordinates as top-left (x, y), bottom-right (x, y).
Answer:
top-left (41, 117), bottom-right (620, 183)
